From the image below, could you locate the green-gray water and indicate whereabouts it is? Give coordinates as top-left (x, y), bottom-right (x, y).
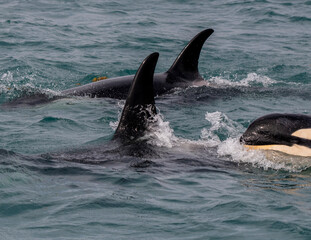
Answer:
top-left (1, 0), bottom-right (311, 239)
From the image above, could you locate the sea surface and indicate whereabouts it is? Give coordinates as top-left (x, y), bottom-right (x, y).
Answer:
top-left (1, 0), bottom-right (311, 239)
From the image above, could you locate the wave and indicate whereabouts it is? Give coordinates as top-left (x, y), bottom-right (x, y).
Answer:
top-left (200, 71), bottom-right (309, 89)
top-left (37, 116), bottom-right (77, 124)
top-left (290, 16), bottom-right (311, 22)
top-left (168, 72), bottom-right (311, 102)
top-left (0, 70), bottom-right (62, 105)
top-left (137, 108), bottom-right (311, 172)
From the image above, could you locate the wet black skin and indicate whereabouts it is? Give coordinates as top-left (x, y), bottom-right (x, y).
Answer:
top-left (61, 72), bottom-right (169, 99)
top-left (240, 113), bottom-right (311, 148)
top-left (113, 52), bottom-right (159, 141)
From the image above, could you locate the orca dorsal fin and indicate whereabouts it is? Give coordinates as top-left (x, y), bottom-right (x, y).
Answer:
top-left (167, 28), bottom-right (214, 83)
top-left (113, 52), bottom-right (159, 141)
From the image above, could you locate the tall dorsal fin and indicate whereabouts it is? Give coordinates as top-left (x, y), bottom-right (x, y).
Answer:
top-left (167, 28), bottom-right (214, 83)
top-left (113, 52), bottom-right (159, 141)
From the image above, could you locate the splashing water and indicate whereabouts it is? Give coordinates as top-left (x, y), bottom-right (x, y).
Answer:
top-left (144, 113), bottom-right (179, 148)
top-left (207, 73), bottom-right (277, 88)
top-left (201, 111), bottom-right (311, 172)
top-left (0, 71), bottom-right (61, 103)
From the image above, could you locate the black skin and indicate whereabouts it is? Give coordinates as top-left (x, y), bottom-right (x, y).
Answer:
top-left (62, 73), bottom-right (169, 99)
top-left (113, 52), bottom-right (159, 142)
top-left (240, 113), bottom-right (311, 148)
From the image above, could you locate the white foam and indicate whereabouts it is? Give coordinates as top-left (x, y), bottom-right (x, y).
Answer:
top-left (109, 120), bottom-right (119, 130)
top-left (0, 71), bottom-right (61, 98)
top-left (144, 113), bottom-right (179, 148)
top-left (217, 138), bottom-right (311, 172)
top-left (217, 137), bottom-right (288, 170)
top-left (201, 111), bottom-right (242, 143)
top-left (241, 73), bottom-right (277, 87)
top-left (109, 100), bottom-right (125, 131)
top-left (197, 72), bottom-right (277, 88)
top-left (0, 71), bottom-right (14, 94)
top-left (144, 113), bottom-right (215, 155)
top-left (1, 71), bottom-right (14, 82)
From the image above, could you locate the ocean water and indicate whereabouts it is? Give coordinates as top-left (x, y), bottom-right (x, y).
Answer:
top-left (1, 0), bottom-right (311, 239)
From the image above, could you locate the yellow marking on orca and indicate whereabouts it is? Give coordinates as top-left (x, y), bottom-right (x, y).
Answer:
top-left (92, 76), bottom-right (108, 82)
top-left (291, 128), bottom-right (311, 140)
top-left (244, 144), bottom-right (311, 157)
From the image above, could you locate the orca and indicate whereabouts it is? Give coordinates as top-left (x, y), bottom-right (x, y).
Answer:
top-left (6, 52), bottom-right (164, 168)
top-left (61, 28), bottom-right (214, 99)
top-left (240, 113), bottom-right (311, 157)
top-left (3, 29), bottom-right (213, 107)
top-left (51, 52), bottom-right (160, 165)
top-left (113, 52), bottom-right (159, 141)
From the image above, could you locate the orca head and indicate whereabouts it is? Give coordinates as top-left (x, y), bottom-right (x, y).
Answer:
top-left (240, 115), bottom-right (284, 146)
top-left (240, 113), bottom-right (311, 147)
top-left (166, 29), bottom-right (214, 83)
top-left (113, 52), bottom-right (159, 142)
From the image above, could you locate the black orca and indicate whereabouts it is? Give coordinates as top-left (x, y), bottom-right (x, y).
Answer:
top-left (3, 29), bottom-right (213, 107)
top-left (240, 113), bottom-right (311, 156)
top-left (61, 28), bottom-right (214, 99)
top-left (48, 52), bottom-right (160, 165)
top-left (113, 52), bottom-right (158, 141)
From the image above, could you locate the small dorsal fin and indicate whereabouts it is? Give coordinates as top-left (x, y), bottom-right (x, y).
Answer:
top-left (167, 28), bottom-right (214, 82)
top-left (113, 52), bottom-right (159, 140)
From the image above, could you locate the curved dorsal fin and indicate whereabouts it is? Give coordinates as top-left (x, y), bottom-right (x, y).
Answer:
top-left (114, 52), bottom-right (159, 140)
top-left (167, 28), bottom-right (214, 82)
